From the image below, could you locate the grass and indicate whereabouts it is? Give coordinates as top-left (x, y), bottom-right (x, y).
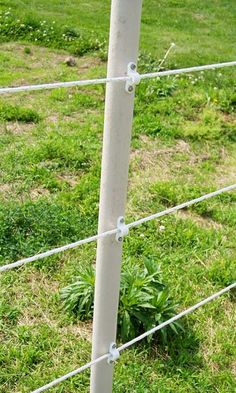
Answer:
top-left (0, 9), bottom-right (106, 57)
top-left (0, 0), bottom-right (235, 392)
top-left (0, 102), bottom-right (40, 123)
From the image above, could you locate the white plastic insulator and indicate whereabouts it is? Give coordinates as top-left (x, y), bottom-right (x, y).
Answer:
top-left (125, 62), bottom-right (141, 93)
top-left (107, 342), bottom-right (120, 365)
top-left (116, 216), bottom-right (129, 242)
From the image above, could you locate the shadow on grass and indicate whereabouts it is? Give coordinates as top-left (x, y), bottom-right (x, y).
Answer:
top-left (145, 322), bottom-right (203, 372)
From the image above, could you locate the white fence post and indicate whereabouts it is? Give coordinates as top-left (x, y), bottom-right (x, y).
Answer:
top-left (90, 1), bottom-right (142, 392)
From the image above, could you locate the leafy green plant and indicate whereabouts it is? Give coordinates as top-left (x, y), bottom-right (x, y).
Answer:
top-left (61, 265), bottom-right (95, 320)
top-left (61, 258), bottom-right (182, 342)
top-left (118, 258), bottom-right (182, 342)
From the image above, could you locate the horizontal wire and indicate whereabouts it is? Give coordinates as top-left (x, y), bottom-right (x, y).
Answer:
top-left (0, 61), bottom-right (235, 94)
top-left (31, 282), bottom-right (236, 393)
top-left (0, 228), bottom-right (117, 273)
top-left (0, 75), bottom-right (127, 94)
top-left (140, 60), bottom-right (236, 80)
top-left (1, 48), bottom-right (235, 393)
top-left (127, 183), bottom-right (236, 229)
top-left (31, 353), bottom-right (109, 393)
top-left (0, 183), bottom-right (236, 273)
top-left (118, 282), bottom-right (236, 352)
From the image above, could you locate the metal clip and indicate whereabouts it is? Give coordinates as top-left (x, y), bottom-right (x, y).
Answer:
top-left (116, 216), bottom-right (129, 243)
top-left (125, 62), bottom-right (141, 93)
top-left (107, 342), bottom-right (120, 364)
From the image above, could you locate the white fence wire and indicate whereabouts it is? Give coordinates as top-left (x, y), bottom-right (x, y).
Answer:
top-left (0, 57), bottom-right (235, 393)
top-left (0, 60), bottom-right (235, 95)
top-left (32, 282), bottom-right (236, 393)
top-left (0, 183), bottom-right (236, 273)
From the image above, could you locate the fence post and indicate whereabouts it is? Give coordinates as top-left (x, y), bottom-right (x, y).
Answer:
top-left (90, 1), bottom-right (142, 392)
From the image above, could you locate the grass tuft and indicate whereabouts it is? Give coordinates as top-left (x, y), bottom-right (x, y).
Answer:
top-left (0, 102), bottom-right (40, 123)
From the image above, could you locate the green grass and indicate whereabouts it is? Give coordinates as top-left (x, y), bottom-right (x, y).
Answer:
top-left (0, 9), bottom-right (106, 57)
top-left (0, 1), bottom-right (236, 392)
top-left (0, 102), bottom-right (40, 123)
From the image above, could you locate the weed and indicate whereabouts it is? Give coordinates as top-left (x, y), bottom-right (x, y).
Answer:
top-left (61, 258), bottom-right (181, 342)
top-left (61, 265), bottom-right (95, 320)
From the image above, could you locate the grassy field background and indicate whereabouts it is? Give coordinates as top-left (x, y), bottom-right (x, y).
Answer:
top-left (0, 0), bottom-right (236, 392)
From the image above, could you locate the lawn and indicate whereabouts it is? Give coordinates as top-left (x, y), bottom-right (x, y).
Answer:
top-left (0, 1), bottom-right (236, 392)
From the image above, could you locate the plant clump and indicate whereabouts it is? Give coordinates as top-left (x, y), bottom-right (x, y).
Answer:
top-left (61, 258), bottom-right (182, 343)
top-left (0, 102), bottom-right (40, 123)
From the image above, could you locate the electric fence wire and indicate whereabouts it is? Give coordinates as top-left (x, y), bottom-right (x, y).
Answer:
top-left (0, 183), bottom-right (236, 273)
top-left (1, 44), bottom-right (236, 393)
top-left (31, 282), bottom-right (236, 393)
top-left (0, 61), bottom-right (235, 94)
